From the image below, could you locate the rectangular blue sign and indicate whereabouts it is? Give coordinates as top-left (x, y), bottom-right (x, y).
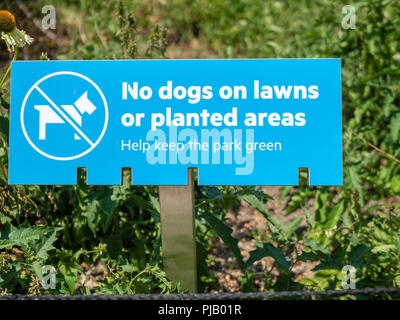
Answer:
top-left (9, 59), bottom-right (342, 185)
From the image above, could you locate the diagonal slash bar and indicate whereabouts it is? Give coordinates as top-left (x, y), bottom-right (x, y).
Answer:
top-left (34, 85), bottom-right (94, 146)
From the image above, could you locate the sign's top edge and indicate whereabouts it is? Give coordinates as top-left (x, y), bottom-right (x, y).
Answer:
top-left (11, 58), bottom-right (342, 63)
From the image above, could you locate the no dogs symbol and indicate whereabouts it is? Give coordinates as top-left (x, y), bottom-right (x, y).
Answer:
top-left (20, 72), bottom-right (108, 160)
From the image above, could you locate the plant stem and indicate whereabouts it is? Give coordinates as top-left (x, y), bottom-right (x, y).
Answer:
top-left (0, 48), bottom-right (19, 90)
top-left (0, 48), bottom-right (19, 180)
top-left (350, 129), bottom-right (400, 164)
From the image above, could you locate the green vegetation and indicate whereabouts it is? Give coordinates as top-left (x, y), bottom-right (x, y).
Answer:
top-left (0, 0), bottom-right (399, 298)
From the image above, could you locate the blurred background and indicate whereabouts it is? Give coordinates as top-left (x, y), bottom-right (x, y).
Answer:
top-left (0, 0), bottom-right (399, 297)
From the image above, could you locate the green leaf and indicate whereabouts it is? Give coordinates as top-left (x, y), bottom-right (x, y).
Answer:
top-left (389, 113), bottom-right (400, 141)
top-left (83, 187), bottom-right (119, 234)
top-left (64, 273), bottom-right (78, 294)
top-left (240, 194), bottom-right (287, 233)
top-left (105, 234), bottom-right (123, 259)
top-left (314, 190), bottom-right (329, 223)
top-left (323, 201), bottom-right (345, 229)
top-left (0, 212), bottom-right (11, 225)
top-left (279, 186), bottom-right (292, 201)
top-left (285, 217), bottom-right (303, 238)
top-left (201, 211), bottom-right (244, 270)
top-left (312, 256), bottom-right (341, 271)
top-left (348, 245), bottom-right (370, 264)
top-left (303, 206), bottom-right (315, 227)
top-left (391, 175), bottom-right (400, 194)
top-left (245, 243), bottom-right (290, 271)
top-left (149, 194), bottom-right (160, 213)
top-left (0, 224), bottom-right (42, 249)
top-left (305, 238), bottom-right (329, 255)
top-left (342, 211), bottom-right (353, 228)
top-left (371, 244), bottom-right (396, 254)
top-left (395, 235), bottom-right (400, 255)
top-left (348, 167), bottom-right (364, 205)
top-left (32, 229), bottom-right (62, 262)
top-left (82, 202), bottom-right (101, 235)
top-left (298, 251), bottom-right (320, 262)
top-left (239, 271), bottom-right (254, 292)
top-left (120, 262), bottom-right (135, 274)
top-left (32, 261), bottom-right (45, 280)
top-left (0, 116), bottom-right (9, 138)
top-left (202, 186), bottom-right (223, 199)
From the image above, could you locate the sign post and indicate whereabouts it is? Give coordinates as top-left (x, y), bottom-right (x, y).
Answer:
top-left (159, 168), bottom-right (197, 292)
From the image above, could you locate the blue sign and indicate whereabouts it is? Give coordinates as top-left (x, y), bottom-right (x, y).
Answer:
top-left (9, 59), bottom-right (342, 186)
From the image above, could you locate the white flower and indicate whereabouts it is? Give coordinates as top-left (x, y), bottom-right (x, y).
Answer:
top-left (0, 10), bottom-right (33, 52)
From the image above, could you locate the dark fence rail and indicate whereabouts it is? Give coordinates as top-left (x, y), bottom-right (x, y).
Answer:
top-left (1, 287), bottom-right (399, 300)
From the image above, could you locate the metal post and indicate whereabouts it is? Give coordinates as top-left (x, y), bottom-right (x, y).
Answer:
top-left (158, 168), bottom-right (197, 293)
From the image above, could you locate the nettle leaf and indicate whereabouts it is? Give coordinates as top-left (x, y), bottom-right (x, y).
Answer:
top-left (0, 223), bottom-right (61, 265)
top-left (348, 244), bottom-right (370, 265)
top-left (31, 229), bottom-right (62, 262)
top-left (82, 201), bottom-right (101, 235)
top-left (201, 211), bottom-right (244, 270)
top-left (240, 194), bottom-right (287, 234)
top-left (245, 243), bottom-right (290, 271)
top-left (0, 224), bottom-right (42, 249)
top-left (83, 187), bottom-right (119, 234)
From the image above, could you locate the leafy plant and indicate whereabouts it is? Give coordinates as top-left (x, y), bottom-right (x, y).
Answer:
top-left (0, 0), bottom-right (399, 299)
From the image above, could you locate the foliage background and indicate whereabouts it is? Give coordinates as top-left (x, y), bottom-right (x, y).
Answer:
top-left (0, 0), bottom-right (399, 298)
